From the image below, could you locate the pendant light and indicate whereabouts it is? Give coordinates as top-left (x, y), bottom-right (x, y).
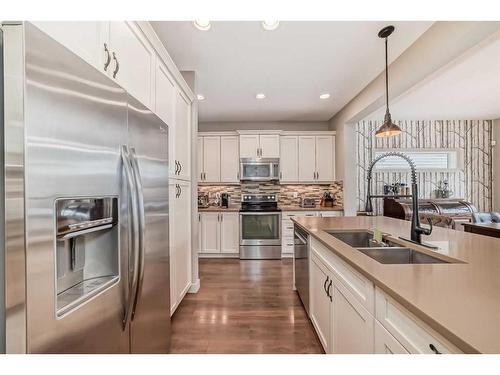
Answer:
top-left (375, 25), bottom-right (401, 138)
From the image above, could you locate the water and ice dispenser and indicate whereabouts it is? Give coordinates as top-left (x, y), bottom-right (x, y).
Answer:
top-left (55, 197), bottom-right (119, 317)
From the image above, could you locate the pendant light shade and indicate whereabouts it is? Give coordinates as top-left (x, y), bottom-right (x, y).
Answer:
top-left (375, 25), bottom-right (401, 138)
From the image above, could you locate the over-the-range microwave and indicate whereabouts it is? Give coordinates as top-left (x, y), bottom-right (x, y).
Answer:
top-left (239, 158), bottom-right (280, 182)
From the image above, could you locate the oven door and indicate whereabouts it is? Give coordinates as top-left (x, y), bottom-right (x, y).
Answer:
top-left (240, 159), bottom-right (279, 181)
top-left (240, 212), bottom-right (282, 246)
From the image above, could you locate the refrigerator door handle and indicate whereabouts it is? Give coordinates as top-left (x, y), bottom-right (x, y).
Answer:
top-left (121, 145), bottom-right (140, 330)
top-left (129, 148), bottom-right (146, 320)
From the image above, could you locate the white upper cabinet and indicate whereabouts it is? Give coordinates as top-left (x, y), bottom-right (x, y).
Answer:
top-left (315, 136), bottom-right (335, 182)
top-left (197, 137), bottom-right (204, 183)
top-left (32, 22), bottom-right (109, 71)
top-left (154, 59), bottom-right (176, 127)
top-left (239, 134), bottom-right (260, 158)
top-left (239, 133), bottom-right (279, 159)
top-left (202, 136), bottom-right (221, 182)
top-left (174, 90), bottom-right (191, 180)
top-left (298, 135), bottom-right (335, 182)
top-left (259, 134), bottom-right (280, 158)
top-left (280, 136), bottom-right (298, 182)
top-left (298, 136), bottom-right (316, 181)
top-left (220, 136), bottom-right (240, 183)
top-left (108, 22), bottom-right (156, 109)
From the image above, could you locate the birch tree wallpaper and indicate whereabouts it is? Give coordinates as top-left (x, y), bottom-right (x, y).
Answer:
top-left (356, 120), bottom-right (493, 214)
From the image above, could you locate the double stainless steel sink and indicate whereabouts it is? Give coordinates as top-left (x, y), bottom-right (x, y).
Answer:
top-left (326, 230), bottom-right (451, 264)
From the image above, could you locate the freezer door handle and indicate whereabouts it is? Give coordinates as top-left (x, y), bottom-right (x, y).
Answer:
top-left (129, 147), bottom-right (146, 320)
top-left (121, 145), bottom-right (140, 330)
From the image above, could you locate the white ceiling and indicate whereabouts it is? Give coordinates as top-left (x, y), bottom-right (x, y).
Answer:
top-left (365, 31), bottom-right (500, 121)
top-left (151, 21), bottom-right (433, 122)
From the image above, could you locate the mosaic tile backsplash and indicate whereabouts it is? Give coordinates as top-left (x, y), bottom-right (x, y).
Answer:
top-left (198, 181), bottom-right (343, 207)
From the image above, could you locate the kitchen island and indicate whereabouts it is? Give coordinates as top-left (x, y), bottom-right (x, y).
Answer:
top-left (292, 215), bottom-right (500, 354)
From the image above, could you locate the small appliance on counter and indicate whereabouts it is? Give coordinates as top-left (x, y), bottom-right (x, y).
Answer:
top-left (221, 193), bottom-right (231, 208)
top-left (299, 197), bottom-right (316, 208)
top-left (320, 191), bottom-right (335, 207)
top-left (198, 192), bottom-right (209, 208)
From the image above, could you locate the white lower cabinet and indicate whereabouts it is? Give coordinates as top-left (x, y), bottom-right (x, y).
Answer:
top-left (310, 253), bottom-right (333, 353)
top-left (308, 239), bottom-right (463, 354)
top-left (332, 279), bottom-right (374, 354)
top-left (374, 321), bottom-right (409, 354)
top-left (169, 180), bottom-right (192, 315)
top-left (199, 212), bottom-right (239, 256)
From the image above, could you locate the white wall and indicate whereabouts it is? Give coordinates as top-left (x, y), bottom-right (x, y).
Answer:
top-left (199, 121), bottom-right (329, 132)
top-left (329, 21), bottom-right (500, 217)
top-left (494, 118), bottom-right (500, 212)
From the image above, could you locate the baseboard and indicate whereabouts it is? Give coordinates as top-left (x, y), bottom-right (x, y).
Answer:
top-left (198, 253), bottom-right (239, 258)
top-left (188, 278), bottom-right (200, 293)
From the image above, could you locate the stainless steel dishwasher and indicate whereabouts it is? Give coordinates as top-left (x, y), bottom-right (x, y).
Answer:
top-left (294, 225), bottom-right (310, 315)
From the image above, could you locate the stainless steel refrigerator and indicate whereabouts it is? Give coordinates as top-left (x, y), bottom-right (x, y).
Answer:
top-left (0, 22), bottom-right (171, 353)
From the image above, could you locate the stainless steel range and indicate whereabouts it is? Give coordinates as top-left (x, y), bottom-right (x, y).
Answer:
top-left (239, 194), bottom-right (282, 259)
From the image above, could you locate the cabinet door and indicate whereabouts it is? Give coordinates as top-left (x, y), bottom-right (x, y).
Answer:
top-left (108, 22), bottom-right (155, 108)
top-left (156, 61), bottom-right (177, 177)
top-left (155, 60), bottom-right (176, 127)
top-left (310, 255), bottom-right (332, 353)
top-left (298, 136), bottom-right (316, 181)
top-left (374, 321), bottom-right (409, 354)
top-left (239, 134), bottom-right (259, 158)
top-left (332, 280), bottom-right (374, 354)
top-left (174, 90), bottom-right (191, 180)
top-left (220, 213), bottom-right (239, 254)
top-left (168, 181), bottom-right (177, 313)
top-left (200, 213), bottom-right (220, 253)
top-left (259, 134), bottom-right (280, 158)
top-left (280, 136), bottom-right (298, 182)
top-left (32, 22), bottom-right (108, 71)
top-left (197, 137), bottom-right (204, 183)
top-left (202, 136), bottom-right (221, 183)
top-left (174, 181), bottom-right (192, 306)
top-left (315, 136), bottom-right (335, 182)
top-left (220, 136), bottom-right (239, 183)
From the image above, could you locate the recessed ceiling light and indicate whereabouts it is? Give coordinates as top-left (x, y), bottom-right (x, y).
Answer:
top-left (255, 93), bottom-right (266, 99)
top-left (319, 93), bottom-right (331, 100)
top-left (193, 20), bottom-right (211, 31)
top-left (262, 21), bottom-right (280, 31)
top-left (197, 94), bottom-right (205, 101)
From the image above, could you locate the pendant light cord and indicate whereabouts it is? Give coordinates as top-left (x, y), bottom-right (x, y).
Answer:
top-left (385, 37), bottom-right (389, 112)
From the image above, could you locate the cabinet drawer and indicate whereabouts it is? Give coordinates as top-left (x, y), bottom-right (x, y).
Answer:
top-left (282, 226), bottom-right (295, 238)
top-left (318, 211), bottom-right (343, 217)
top-left (282, 241), bottom-right (294, 254)
top-left (374, 320), bottom-right (409, 354)
top-left (282, 211), bottom-right (318, 220)
top-left (310, 237), bottom-right (374, 313)
top-left (375, 287), bottom-right (462, 354)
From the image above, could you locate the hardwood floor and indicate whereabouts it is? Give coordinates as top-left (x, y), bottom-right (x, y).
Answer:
top-left (170, 258), bottom-right (324, 354)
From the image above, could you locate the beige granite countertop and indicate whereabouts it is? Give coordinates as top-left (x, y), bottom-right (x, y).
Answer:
top-left (280, 205), bottom-right (344, 212)
top-left (292, 215), bottom-right (500, 354)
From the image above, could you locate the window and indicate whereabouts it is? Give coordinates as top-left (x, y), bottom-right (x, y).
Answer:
top-left (373, 149), bottom-right (462, 171)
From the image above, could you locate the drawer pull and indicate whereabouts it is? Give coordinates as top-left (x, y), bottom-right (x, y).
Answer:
top-left (429, 344), bottom-right (441, 354)
top-left (323, 276), bottom-right (329, 295)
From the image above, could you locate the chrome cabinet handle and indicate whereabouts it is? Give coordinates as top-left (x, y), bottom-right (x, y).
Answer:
top-left (103, 43), bottom-right (111, 71)
top-left (323, 276), bottom-right (329, 295)
top-left (178, 185), bottom-right (182, 197)
top-left (317, 172), bottom-right (319, 180)
top-left (203, 172), bottom-right (206, 180)
top-left (129, 148), bottom-right (146, 320)
top-left (179, 162), bottom-right (182, 174)
top-left (429, 344), bottom-right (441, 354)
top-left (112, 52), bottom-right (119, 78)
top-left (327, 280), bottom-right (333, 301)
top-left (121, 145), bottom-right (140, 330)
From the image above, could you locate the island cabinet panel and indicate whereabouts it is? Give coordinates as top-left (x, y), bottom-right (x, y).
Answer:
top-left (332, 277), bottom-right (374, 354)
top-left (310, 237), bottom-right (374, 313)
top-left (310, 253), bottom-right (333, 353)
top-left (374, 320), bottom-right (409, 354)
top-left (375, 288), bottom-right (462, 354)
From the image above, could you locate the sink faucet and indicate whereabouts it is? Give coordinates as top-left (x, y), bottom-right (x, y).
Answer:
top-left (365, 151), bottom-right (433, 245)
